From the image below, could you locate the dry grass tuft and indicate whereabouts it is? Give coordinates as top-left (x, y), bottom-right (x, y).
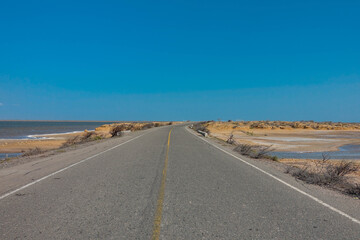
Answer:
top-left (191, 122), bottom-right (210, 133)
top-left (22, 147), bottom-right (44, 157)
top-left (285, 159), bottom-right (360, 197)
top-left (141, 123), bottom-right (155, 130)
top-left (203, 120), bottom-right (360, 131)
top-left (233, 144), bottom-right (276, 160)
top-left (110, 125), bottom-right (127, 137)
top-left (62, 132), bottom-right (97, 147)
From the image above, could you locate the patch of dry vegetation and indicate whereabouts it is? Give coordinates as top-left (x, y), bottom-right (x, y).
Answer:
top-left (110, 125), bottom-right (127, 137)
top-left (0, 121), bottom-right (179, 164)
top-left (64, 121), bottom-right (175, 147)
top-left (95, 121), bottom-right (177, 133)
top-left (191, 122), bottom-right (278, 161)
top-left (198, 120), bottom-right (360, 152)
top-left (285, 154), bottom-right (360, 197)
top-left (234, 144), bottom-right (277, 160)
top-left (203, 120), bottom-right (360, 132)
top-left (191, 122), bottom-right (210, 133)
top-left (62, 132), bottom-right (101, 147)
top-left (22, 147), bottom-right (44, 157)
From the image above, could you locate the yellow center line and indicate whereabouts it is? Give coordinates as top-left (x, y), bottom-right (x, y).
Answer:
top-left (152, 129), bottom-right (172, 240)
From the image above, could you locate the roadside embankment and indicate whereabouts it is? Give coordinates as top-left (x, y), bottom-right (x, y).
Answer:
top-left (0, 121), bottom-right (178, 159)
top-left (191, 121), bottom-right (360, 198)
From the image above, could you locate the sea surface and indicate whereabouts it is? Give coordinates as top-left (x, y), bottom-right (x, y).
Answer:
top-left (0, 121), bottom-right (117, 139)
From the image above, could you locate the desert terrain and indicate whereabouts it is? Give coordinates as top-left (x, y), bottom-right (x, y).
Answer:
top-left (204, 121), bottom-right (360, 153)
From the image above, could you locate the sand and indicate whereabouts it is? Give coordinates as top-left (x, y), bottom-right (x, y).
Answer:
top-left (0, 132), bottom-right (84, 153)
top-left (205, 122), bottom-right (360, 152)
top-left (0, 121), bottom-right (181, 154)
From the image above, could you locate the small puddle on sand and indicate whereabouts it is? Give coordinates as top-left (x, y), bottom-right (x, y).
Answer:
top-left (270, 144), bottom-right (360, 160)
top-left (0, 153), bottom-right (22, 160)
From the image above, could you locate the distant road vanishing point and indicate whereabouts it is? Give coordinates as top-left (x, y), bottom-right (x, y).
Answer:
top-left (0, 124), bottom-right (359, 239)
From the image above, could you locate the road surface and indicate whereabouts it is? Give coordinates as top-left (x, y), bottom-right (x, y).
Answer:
top-left (0, 124), bottom-right (359, 239)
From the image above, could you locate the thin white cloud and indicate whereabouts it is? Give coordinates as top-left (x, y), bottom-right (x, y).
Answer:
top-left (0, 103), bottom-right (3, 106)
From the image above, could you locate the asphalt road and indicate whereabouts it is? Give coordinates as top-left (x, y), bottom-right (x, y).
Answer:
top-left (0, 125), bottom-right (359, 239)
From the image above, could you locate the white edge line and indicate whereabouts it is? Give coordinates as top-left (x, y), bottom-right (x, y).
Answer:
top-left (0, 133), bottom-right (147, 201)
top-left (185, 127), bottom-right (360, 225)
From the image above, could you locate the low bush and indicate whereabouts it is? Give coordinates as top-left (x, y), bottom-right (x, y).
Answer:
top-left (226, 134), bottom-right (235, 145)
top-left (286, 166), bottom-right (336, 185)
top-left (142, 123), bottom-right (155, 130)
top-left (252, 145), bottom-right (275, 159)
top-left (82, 132), bottom-right (94, 140)
top-left (240, 130), bottom-right (254, 136)
top-left (22, 147), bottom-right (44, 157)
top-left (345, 184), bottom-right (360, 196)
top-left (233, 144), bottom-right (275, 160)
top-left (285, 160), bottom-right (360, 197)
top-left (327, 161), bottom-right (359, 177)
top-left (94, 136), bottom-right (103, 140)
top-left (110, 125), bottom-right (126, 137)
top-left (62, 132), bottom-right (97, 147)
top-left (266, 155), bottom-right (279, 161)
top-left (234, 144), bottom-right (253, 156)
top-left (192, 122), bottom-right (209, 133)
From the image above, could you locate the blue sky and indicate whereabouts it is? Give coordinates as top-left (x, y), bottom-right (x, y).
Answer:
top-left (0, 0), bottom-right (359, 121)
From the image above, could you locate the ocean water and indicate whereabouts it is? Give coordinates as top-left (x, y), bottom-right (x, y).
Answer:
top-left (270, 144), bottom-right (360, 160)
top-left (0, 121), bottom-right (117, 139)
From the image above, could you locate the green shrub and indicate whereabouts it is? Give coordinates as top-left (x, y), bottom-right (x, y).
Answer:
top-left (94, 136), bottom-right (102, 140)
